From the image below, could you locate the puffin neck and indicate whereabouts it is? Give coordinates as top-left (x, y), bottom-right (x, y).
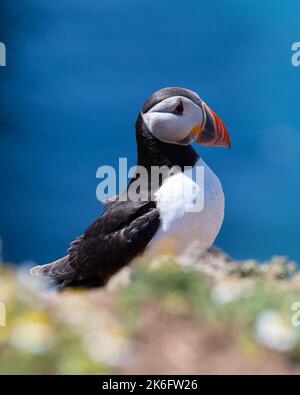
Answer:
top-left (135, 114), bottom-right (199, 171)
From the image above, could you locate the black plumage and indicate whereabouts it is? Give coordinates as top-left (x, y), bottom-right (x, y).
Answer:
top-left (31, 87), bottom-right (200, 288)
top-left (31, 199), bottom-right (159, 288)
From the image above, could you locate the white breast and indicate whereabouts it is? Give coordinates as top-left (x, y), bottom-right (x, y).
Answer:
top-left (148, 158), bottom-right (224, 255)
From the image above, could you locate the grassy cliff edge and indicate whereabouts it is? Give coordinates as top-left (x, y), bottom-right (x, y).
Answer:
top-left (1, 248), bottom-right (300, 374)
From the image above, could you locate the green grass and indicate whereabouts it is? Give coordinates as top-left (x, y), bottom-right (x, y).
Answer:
top-left (1, 254), bottom-right (300, 373)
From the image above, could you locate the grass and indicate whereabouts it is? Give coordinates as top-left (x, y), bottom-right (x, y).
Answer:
top-left (1, 252), bottom-right (300, 373)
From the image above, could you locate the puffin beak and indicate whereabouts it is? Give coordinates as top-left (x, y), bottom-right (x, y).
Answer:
top-left (193, 103), bottom-right (231, 148)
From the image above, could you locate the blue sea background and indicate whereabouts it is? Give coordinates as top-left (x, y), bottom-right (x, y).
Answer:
top-left (0, 0), bottom-right (299, 264)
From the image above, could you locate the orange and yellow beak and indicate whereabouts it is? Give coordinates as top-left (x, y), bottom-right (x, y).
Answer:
top-left (193, 103), bottom-right (231, 148)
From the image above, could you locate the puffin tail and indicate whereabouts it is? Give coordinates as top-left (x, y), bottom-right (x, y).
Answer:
top-left (30, 256), bottom-right (76, 288)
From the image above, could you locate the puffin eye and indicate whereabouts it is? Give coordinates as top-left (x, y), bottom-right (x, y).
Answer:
top-left (173, 100), bottom-right (184, 115)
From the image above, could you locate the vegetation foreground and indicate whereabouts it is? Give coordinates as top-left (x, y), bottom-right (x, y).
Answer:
top-left (1, 248), bottom-right (300, 374)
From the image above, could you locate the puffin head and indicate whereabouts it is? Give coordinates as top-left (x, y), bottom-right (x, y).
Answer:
top-left (141, 87), bottom-right (231, 148)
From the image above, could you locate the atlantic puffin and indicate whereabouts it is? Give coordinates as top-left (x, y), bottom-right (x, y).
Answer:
top-left (30, 87), bottom-right (231, 288)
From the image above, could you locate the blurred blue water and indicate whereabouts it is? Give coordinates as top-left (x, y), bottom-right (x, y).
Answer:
top-left (0, 0), bottom-right (299, 264)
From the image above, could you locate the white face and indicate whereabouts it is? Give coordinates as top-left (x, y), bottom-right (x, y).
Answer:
top-left (141, 96), bottom-right (204, 145)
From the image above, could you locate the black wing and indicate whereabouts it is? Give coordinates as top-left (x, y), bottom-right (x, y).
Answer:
top-left (31, 199), bottom-right (160, 288)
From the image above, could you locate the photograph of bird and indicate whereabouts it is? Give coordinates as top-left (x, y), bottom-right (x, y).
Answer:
top-left (30, 87), bottom-right (231, 289)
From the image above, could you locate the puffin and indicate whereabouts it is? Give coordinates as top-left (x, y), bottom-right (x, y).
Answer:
top-left (30, 87), bottom-right (231, 288)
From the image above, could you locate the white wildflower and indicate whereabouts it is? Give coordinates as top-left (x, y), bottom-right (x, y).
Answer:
top-left (255, 310), bottom-right (298, 352)
top-left (211, 279), bottom-right (253, 304)
top-left (82, 326), bottom-right (128, 366)
top-left (10, 321), bottom-right (55, 354)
